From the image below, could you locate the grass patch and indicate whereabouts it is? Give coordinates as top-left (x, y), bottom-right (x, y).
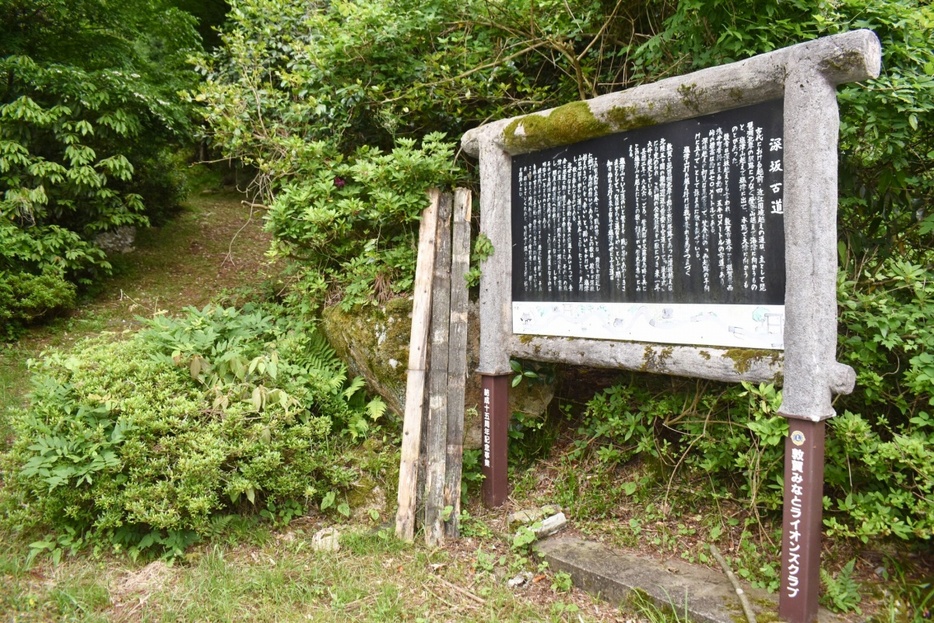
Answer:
top-left (1, 525), bottom-right (628, 622)
top-left (628, 588), bottom-right (693, 623)
top-left (0, 538), bottom-right (113, 622)
top-left (0, 342), bottom-right (30, 448)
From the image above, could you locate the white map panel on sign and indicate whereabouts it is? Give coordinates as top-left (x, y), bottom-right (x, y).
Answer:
top-left (512, 302), bottom-right (784, 350)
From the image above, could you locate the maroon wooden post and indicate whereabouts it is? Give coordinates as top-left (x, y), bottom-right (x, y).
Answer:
top-left (481, 374), bottom-right (510, 507)
top-left (779, 419), bottom-right (826, 623)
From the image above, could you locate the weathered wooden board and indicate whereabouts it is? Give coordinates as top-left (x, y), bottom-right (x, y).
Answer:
top-left (424, 193), bottom-right (453, 546)
top-left (444, 189), bottom-right (472, 537)
top-left (395, 190), bottom-right (440, 542)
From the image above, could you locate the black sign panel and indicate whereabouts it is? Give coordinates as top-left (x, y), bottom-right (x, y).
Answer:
top-left (512, 99), bottom-right (785, 305)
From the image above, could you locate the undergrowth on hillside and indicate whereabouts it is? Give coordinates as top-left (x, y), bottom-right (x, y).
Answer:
top-left (563, 374), bottom-right (932, 546)
top-left (528, 343), bottom-right (931, 616)
top-left (0, 303), bottom-right (388, 562)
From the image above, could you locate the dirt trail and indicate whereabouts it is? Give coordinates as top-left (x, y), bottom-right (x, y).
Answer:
top-left (0, 189), bottom-right (277, 412)
top-left (84, 190), bottom-right (278, 328)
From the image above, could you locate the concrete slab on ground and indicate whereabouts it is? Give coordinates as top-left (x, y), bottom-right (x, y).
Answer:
top-left (535, 535), bottom-right (844, 623)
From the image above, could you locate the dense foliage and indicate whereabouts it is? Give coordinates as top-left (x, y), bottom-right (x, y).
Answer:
top-left (194, 0), bottom-right (660, 302)
top-left (617, 0), bottom-right (934, 545)
top-left (0, 0), bottom-right (203, 336)
top-left (568, 365), bottom-right (932, 545)
top-left (196, 0), bottom-right (648, 170)
top-left (6, 0), bottom-right (927, 568)
top-left (199, 0), bottom-right (933, 297)
top-left (263, 135), bottom-right (457, 310)
top-left (1, 304), bottom-right (387, 560)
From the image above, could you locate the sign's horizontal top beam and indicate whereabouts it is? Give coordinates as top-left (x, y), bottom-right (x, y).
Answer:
top-left (462, 30), bottom-right (880, 157)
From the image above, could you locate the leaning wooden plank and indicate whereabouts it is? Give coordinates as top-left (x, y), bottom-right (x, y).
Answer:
top-left (444, 188), bottom-right (472, 538)
top-left (395, 190), bottom-right (440, 542)
top-left (424, 192), bottom-right (453, 547)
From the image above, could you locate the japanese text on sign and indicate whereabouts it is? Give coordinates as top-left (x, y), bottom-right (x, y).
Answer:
top-left (786, 446), bottom-right (805, 599)
top-left (510, 100), bottom-right (785, 349)
top-left (512, 100), bottom-right (785, 305)
top-left (482, 388), bottom-right (491, 468)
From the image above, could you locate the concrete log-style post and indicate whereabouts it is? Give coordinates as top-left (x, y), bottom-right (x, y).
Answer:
top-left (779, 36), bottom-right (876, 418)
top-left (474, 122), bottom-right (514, 508)
top-left (475, 120), bottom-right (514, 379)
top-left (777, 34), bottom-right (880, 623)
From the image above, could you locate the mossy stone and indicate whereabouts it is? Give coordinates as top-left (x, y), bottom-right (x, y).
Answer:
top-left (504, 101), bottom-right (610, 152)
top-left (320, 300), bottom-right (413, 418)
top-left (604, 105), bottom-right (657, 132)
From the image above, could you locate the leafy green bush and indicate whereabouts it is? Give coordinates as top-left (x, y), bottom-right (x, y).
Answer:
top-left (569, 379), bottom-right (786, 515)
top-left (570, 366), bottom-right (932, 543)
top-left (828, 252), bottom-right (934, 542)
top-left (0, 268), bottom-right (77, 340)
top-left (1, 304), bottom-right (386, 560)
top-left (263, 134), bottom-right (457, 309)
top-left (196, 0), bottom-right (636, 173)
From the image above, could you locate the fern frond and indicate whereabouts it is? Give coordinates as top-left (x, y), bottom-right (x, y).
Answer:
top-left (303, 329), bottom-right (342, 372)
top-left (366, 396), bottom-right (386, 421)
top-left (342, 376), bottom-right (366, 401)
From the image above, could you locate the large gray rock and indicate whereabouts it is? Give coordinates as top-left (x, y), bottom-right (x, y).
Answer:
top-left (322, 299), bottom-right (413, 418)
top-left (94, 226), bottom-right (137, 254)
top-left (320, 298), bottom-right (555, 449)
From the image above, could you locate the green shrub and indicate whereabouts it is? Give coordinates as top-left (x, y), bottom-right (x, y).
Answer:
top-left (828, 252), bottom-right (934, 542)
top-left (196, 0), bottom-right (624, 173)
top-left (263, 134), bottom-right (457, 309)
top-left (0, 269), bottom-right (77, 340)
top-left (1, 304), bottom-right (386, 561)
top-left (570, 367), bottom-right (932, 543)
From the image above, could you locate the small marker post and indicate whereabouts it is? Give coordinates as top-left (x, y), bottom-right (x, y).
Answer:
top-left (779, 419), bottom-right (826, 623)
top-left (480, 374), bottom-right (510, 507)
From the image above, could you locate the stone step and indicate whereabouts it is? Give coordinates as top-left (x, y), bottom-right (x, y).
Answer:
top-left (535, 535), bottom-right (844, 623)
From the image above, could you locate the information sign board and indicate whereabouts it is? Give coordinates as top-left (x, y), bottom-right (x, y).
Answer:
top-left (511, 100), bottom-right (785, 349)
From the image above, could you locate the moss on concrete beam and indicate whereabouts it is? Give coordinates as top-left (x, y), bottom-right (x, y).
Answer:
top-left (504, 101), bottom-right (611, 153)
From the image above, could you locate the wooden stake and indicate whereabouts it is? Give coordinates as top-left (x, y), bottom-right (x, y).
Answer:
top-left (424, 193), bottom-right (453, 547)
top-left (395, 190), bottom-right (440, 542)
top-left (444, 189), bottom-right (472, 537)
